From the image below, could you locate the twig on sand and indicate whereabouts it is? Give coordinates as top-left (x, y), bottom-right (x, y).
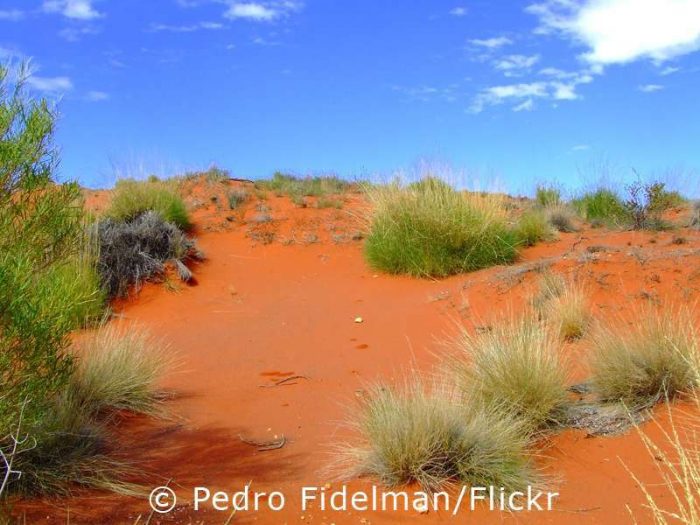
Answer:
top-left (238, 434), bottom-right (287, 451)
top-left (553, 506), bottom-right (602, 513)
top-left (258, 375), bottom-right (310, 388)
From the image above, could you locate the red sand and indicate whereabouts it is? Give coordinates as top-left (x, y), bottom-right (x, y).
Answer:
top-left (13, 185), bottom-right (700, 524)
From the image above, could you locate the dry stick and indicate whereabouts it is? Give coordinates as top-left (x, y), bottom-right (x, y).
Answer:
top-left (238, 434), bottom-right (287, 451)
top-left (258, 375), bottom-right (310, 388)
top-left (228, 177), bottom-right (255, 184)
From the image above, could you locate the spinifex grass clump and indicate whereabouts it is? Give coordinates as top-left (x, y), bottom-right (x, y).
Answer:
top-left (514, 209), bottom-right (555, 247)
top-left (533, 273), bottom-right (591, 341)
top-left (545, 204), bottom-right (577, 233)
top-left (590, 308), bottom-right (699, 406)
top-left (572, 188), bottom-right (628, 226)
top-left (107, 178), bottom-right (191, 230)
top-left (69, 325), bottom-right (171, 418)
top-left (342, 381), bottom-right (535, 491)
top-left (448, 317), bottom-right (569, 431)
top-left (364, 178), bottom-right (518, 277)
top-left (95, 211), bottom-right (203, 297)
top-left (535, 185), bottom-right (561, 207)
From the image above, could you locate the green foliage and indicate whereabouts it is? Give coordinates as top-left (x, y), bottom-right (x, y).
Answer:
top-left (0, 65), bottom-right (125, 498)
top-left (107, 179), bottom-right (191, 230)
top-left (514, 209), bottom-right (555, 247)
top-left (535, 185), bottom-right (561, 207)
top-left (364, 179), bottom-right (518, 277)
top-left (0, 64), bottom-right (85, 439)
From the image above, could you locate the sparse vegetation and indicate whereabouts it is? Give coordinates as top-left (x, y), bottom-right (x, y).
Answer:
top-left (690, 201), bottom-right (700, 229)
top-left (107, 178), bottom-right (191, 230)
top-left (363, 178), bottom-right (518, 277)
top-left (448, 316), bottom-right (569, 431)
top-left (590, 308), bottom-right (699, 405)
top-left (256, 172), bottom-right (352, 201)
top-left (342, 381), bottom-right (535, 491)
top-left (95, 211), bottom-right (202, 297)
top-left (623, 180), bottom-right (677, 230)
top-left (227, 187), bottom-right (250, 209)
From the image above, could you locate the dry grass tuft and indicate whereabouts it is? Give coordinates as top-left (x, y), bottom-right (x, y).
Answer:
top-left (339, 380), bottom-right (536, 491)
top-left (69, 324), bottom-right (172, 417)
top-left (534, 273), bottom-right (591, 341)
top-left (447, 316), bottom-right (570, 431)
top-left (590, 307), bottom-right (699, 406)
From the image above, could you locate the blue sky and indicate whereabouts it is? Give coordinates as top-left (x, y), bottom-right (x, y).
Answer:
top-left (2, 0), bottom-right (700, 194)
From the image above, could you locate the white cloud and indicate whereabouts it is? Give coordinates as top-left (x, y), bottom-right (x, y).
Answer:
top-left (469, 36), bottom-right (513, 49)
top-left (470, 70), bottom-right (594, 113)
top-left (151, 21), bottom-right (224, 32)
top-left (513, 99), bottom-right (535, 112)
top-left (224, 1), bottom-right (301, 21)
top-left (59, 25), bottom-right (100, 41)
top-left (659, 65), bottom-right (681, 75)
top-left (0, 9), bottom-right (24, 21)
top-left (527, 0), bottom-right (700, 65)
top-left (85, 90), bottom-right (109, 101)
top-left (26, 75), bottom-right (74, 93)
top-left (639, 83), bottom-right (664, 93)
top-left (43, 0), bottom-right (103, 20)
top-left (450, 7), bottom-right (468, 17)
top-left (572, 144), bottom-right (591, 151)
top-left (494, 54), bottom-right (540, 74)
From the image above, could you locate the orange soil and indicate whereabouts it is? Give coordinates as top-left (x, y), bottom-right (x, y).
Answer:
top-left (13, 181), bottom-right (700, 524)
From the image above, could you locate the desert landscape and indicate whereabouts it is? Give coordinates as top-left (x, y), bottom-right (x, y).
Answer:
top-left (3, 1), bottom-right (700, 524)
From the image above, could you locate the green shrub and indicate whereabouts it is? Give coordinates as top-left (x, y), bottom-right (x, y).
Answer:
top-left (0, 64), bottom-right (84, 439)
top-left (107, 179), bottom-right (191, 230)
top-left (342, 381), bottom-right (535, 491)
top-left (572, 188), bottom-right (628, 225)
top-left (364, 179), bottom-right (518, 277)
top-left (448, 317), bottom-right (569, 431)
top-left (0, 64), bottom-right (118, 496)
top-left (535, 185), bottom-right (561, 207)
top-left (590, 308), bottom-right (699, 405)
top-left (514, 209), bottom-right (555, 247)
